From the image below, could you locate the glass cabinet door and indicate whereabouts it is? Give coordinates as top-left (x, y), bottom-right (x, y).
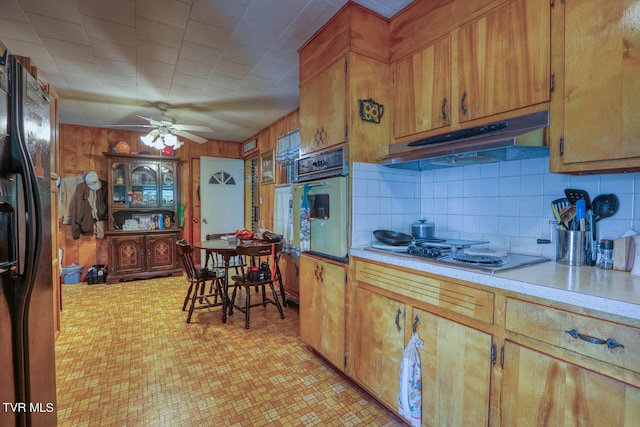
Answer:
top-left (111, 162), bottom-right (127, 206)
top-left (160, 164), bottom-right (176, 207)
top-left (130, 163), bottom-right (158, 207)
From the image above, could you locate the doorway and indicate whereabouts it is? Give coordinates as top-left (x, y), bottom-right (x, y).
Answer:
top-left (199, 157), bottom-right (245, 241)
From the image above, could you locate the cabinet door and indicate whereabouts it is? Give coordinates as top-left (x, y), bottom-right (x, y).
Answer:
top-left (110, 235), bottom-right (145, 276)
top-left (299, 255), bottom-right (345, 369)
top-left (394, 36), bottom-right (451, 139)
top-left (146, 234), bottom-right (177, 272)
top-left (299, 59), bottom-right (347, 156)
top-left (457, 0), bottom-right (550, 122)
top-left (414, 307), bottom-right (492, 427)
top-left (552, 0), bottom-right (640, 172)
top-left (502, 342), bottom-right (640, 427)
top-left (130, 163), bottom-right (159, 207)
top-left (351, 287), bottom-right (406, 409)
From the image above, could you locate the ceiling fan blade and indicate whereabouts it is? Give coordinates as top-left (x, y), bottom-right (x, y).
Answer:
top-left (136, 115), bottom-right (155, 123)
top-left (173, 130), bottom-right (207, 144)
top-left (172, 123), bottom-right (213, 132)
top-left (101, 124), bottom-right (154, 130)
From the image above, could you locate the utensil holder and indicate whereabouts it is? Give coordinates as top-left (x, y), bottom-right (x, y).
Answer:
top-left (556, 229), bottom-right (586, 266)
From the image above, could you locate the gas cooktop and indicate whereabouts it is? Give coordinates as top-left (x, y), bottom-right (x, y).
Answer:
top-left (368, 238), bottom-right (550, 273)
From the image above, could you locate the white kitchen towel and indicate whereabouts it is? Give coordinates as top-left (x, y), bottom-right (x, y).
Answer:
top-left (398, 331), bottom-right (424, 427)
top-left (274, 184), bottom-right (294, 251)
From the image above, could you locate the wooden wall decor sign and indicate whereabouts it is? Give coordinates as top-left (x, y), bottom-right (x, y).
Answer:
top-left (260, 149), bottom-right (275, 185)
top-left (359, 98), bottom-right (384, 123)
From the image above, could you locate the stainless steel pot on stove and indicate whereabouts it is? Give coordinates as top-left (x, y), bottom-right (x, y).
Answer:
top-left (411, 219), bottom-right (435, 239)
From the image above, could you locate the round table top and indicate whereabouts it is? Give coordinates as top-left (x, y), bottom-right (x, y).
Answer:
top-left (193, 239), bottom-right (270, 253)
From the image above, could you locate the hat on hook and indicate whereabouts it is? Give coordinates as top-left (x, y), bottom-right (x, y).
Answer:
top-left (85, 171), bottom-right (102, 191)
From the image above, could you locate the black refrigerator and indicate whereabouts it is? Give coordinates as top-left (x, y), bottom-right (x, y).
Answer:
top-left (0, 43), bottom-right (57, 426)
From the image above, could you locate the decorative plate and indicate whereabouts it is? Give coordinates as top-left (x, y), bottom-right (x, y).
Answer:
top-left (163, 173), bottom-right (174, 185)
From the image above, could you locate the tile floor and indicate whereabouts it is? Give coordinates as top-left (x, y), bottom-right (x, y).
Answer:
top-left (55, 276), bottom-right (405, 426)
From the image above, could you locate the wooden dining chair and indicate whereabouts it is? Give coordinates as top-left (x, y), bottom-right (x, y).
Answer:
top-left (176, 239), bottom-right (225, 323)
top-left (228, 243), bottom-right (285, 329)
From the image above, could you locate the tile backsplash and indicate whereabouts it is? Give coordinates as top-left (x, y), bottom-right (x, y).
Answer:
top-left (351, 158), bottom-right (639, 258)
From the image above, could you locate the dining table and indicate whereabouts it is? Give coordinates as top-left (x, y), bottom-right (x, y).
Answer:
top-left (193, 238), bottom-right (272, 323)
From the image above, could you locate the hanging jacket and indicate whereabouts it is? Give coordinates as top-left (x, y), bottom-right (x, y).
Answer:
top-left (69, 180), bottom-right (108, 239)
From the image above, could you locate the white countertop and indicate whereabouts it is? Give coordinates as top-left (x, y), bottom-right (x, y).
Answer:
top-left (350, 246), bottom-right (640, 322)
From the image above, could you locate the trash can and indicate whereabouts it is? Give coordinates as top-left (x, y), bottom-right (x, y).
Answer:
top-left (85, 264), bottom-right (108, 284)
top-left (61, 264), bottom-right (84, 284)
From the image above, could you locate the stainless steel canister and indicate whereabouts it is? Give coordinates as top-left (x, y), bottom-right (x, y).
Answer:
top-left (556, 229), bottom-right (586, 266)
top-left (411, 219), bottom-right (435, 239)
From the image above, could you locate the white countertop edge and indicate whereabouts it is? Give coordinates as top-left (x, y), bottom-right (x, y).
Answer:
top-left (350, 247), bottom-right (640, 321)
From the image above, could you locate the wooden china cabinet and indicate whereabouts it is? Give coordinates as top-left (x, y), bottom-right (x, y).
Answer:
top-left (103, 152), bottom-right (182, 284)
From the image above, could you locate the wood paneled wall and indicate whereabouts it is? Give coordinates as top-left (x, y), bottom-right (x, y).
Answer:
top-left (243, 109), bottom-right (300, 231)
top-left (58, 123), bottom-right (241, 269)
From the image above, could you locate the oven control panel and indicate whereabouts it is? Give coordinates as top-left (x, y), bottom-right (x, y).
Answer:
top-left (296, 145), bottom-right (348, 182)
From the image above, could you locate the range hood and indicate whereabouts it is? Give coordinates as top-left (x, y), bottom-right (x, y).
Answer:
top-left (381, 110), bottom-right (550, 170)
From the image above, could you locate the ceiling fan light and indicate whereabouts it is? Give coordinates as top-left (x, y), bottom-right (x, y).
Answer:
top-left (163, 133), bottom-right (178, 146)
top-left (140, 133), bottom-right (156, 146)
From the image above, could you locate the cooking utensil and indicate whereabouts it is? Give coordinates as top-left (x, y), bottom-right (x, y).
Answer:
top-left (551, 198), bottom-right (570, 229)
top-left (564, 189), bottom-right (591, 210)
top-left (560, 205), bottom-right (576, 230)
top-left (575, 199), bottom-right (586, 231)
top-left (590, 194), bottom-right (620, 262)
top-left (373, 230), bottom-right (413, 246)
top-left (411, 219), bottom-right (435, 239)
top-left (592, 194), bottom-right (619, 222)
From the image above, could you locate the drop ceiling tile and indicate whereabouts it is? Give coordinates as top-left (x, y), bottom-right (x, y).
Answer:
top-left (26, 13), bottom-right (90, 45)
top-left (137, 75), bottom-right (172, 91)
top-left (240, 74), bottom-right (277, 91)
top-left (101, 83), bottom-right (140, 98)
top-left (137, 84), bottom-right (171, 100)
top-left (172, 73), bottom-right (208, 90)
top-left (250, 59), bottom-right (293, 80)
top-left (83, 15), bottom-right (135, 47)
top-left (243, 0), bottom-right (306, 29)
top-left (95, 57), bottom-right (136, 77)
top-left (0, 38), bottom-right (52, 62)
top-left (78, 0), bottom-right (135, 27)
top-left (231, 21), bottom-right (280, 50)
top-left (176, 58), bottom-right (214, 79)
top-left (89, 38), bottom-right (136, 63)
top-left (17, 0), bottom-right (83, 24)
top-left (205, 74), bottom-right (241, 90)
top-left (213, 60), bottom-right (251, 79)
top-left (0, 19), bottom-right (40, 44)
top-left (261, 43), bottom-right (299, 68)
top-left (190, 0), bottom-right (246, 30)
top-left (55, 57), bottom-right (98, 76)
top-left (183, 20), bottom-right (231, 50)
top-left (136, 17), bottom-right (184, 49)
top-left (136, 39), bottom-right (179, 64)
top-left (136, 0), bottom-right (190, 29)
top-left (220, 42), bottom-right (263, 67)
top-left (178, 41), bottom-right (222, 66)
top-left (99, 72), bottom-right (136, 87)
top-left (0, 0), bottom-right (29, 21)
top-left (136, 58), bottom-right (176, 79)
top-left (41, 37), bottom-right (93, 63)
top-left (62, 71), bottom-right (102, 87)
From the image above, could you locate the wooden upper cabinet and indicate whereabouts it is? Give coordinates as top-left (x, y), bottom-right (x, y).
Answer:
top-left (550, 0), bottom-right (640, 173)
top-left (298, 2), bottom-right (391, 161)
top-left (393, 36), bottom-right (452, 139)
top-left (299, 59), bottom-right (347, 156)
top-left (457, 0), bottom-right (550, 123)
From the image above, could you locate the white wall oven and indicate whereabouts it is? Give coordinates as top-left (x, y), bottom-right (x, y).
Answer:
top-left (292, 146), bottom-right (348, 262)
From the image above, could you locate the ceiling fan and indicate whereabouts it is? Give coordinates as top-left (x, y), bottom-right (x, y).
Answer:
top-left (109, 102), bottom-right (213, 144)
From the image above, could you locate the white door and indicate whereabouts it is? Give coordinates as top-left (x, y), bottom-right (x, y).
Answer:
top-left (200, 157), bottom-right (244, 241)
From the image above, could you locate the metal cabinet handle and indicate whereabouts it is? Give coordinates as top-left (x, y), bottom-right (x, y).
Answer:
top-left (318, 265), bottom-right (324, 282)
top-left (461, 91), bottom-right (468, 116)
top-left (395, 308), bottom-right (402, 332)
top-left (412, 315), bottom-right (419, 333)
top-left (314, 264), bottom-right (320, 281)
top-left (565, 329), bottom-right (625, 349)
top-left (441, 97), bottom-right (448, 121)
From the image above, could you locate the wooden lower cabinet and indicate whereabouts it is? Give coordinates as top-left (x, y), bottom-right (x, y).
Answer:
top-left (502, 342), bottom-right (640, 426)
top-left (414, 307), bottom-right (492, 427)
top-left (299, 254), bottom-right (345, 369)
top-left (106, 230), bottom-right (182, 284)
top-left (351, 287), bottom-right (406, 409)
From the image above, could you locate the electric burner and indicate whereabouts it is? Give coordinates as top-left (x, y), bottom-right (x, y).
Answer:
top-left (453, 253), bottom-right (505, 265)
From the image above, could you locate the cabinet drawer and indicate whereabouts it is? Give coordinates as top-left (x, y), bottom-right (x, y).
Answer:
top-left (505, 298), bottom-right (640, 374)
top-left (355, 261), bottom-right (494, 323)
